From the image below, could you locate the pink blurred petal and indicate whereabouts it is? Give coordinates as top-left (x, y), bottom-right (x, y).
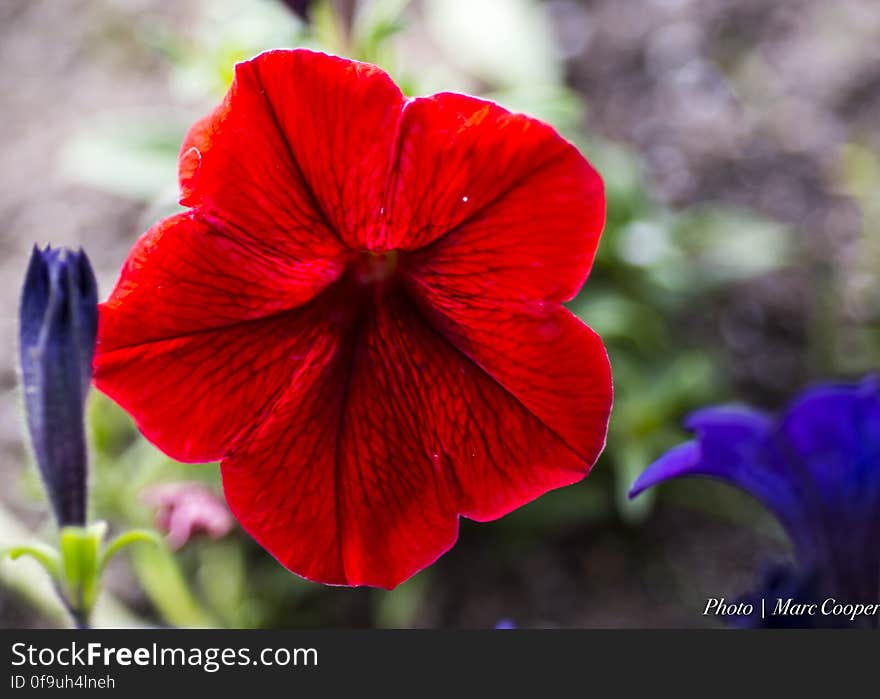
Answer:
top-left (141, 481), bottom-right (234, 549)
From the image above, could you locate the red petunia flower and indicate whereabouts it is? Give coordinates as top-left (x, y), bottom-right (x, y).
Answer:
top-left (94, 49), bottom-right (612, 589)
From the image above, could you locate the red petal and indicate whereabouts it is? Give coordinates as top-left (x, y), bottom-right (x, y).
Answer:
top-left (385, 93), bottom-right (604, 302)
top-left (404, 275), bottom-right (613, 471)
top-left (98, 213), bottom-right (344, 350)
top-left (222, 289), bottom-right (603, 589)
top-left (204, 49), bottom-right (406, 249)
top-left (95, 216), bottom-right (348, 461)
top-left (180, 52), bottom-right (358, 261)
top-left (96, 311), bottom-right (334, 463)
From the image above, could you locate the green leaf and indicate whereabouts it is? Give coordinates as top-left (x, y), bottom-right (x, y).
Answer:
top-left (373, 570), bottom-right (430, 628)
top-left (59, 523), bottom-right (107, 617)
top-left (5, 543), bottom-right (61, 581)
top-left (423, 0), bottom-right (561, 90)
top-left (614, 443), bottom-right (657, 524)
top-left (60, 122), bottom-right (181, 200)
top-left (100, 529), bottom-right (162, 573)
top-left (129, 543), bottom-right (217, 628)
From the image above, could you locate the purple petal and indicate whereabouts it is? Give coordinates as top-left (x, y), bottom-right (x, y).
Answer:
top-left (629, 407), bottom-right (783, 505)
top-left (773, 377), bottom-right (880, 599)
top-left (628, 442), bottom-right (701, 498)
top-left (631, 377), bottom-right (880, 603)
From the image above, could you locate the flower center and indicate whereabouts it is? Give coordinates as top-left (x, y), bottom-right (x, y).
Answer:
top-left (353, 250), bottom-right (399, 284)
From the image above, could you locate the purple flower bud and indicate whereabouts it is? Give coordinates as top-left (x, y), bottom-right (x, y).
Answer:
top-left (19, 246), bottom-right (98, 527)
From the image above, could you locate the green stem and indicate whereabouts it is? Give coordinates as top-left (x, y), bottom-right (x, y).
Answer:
top-left (0, 504), bottom-right (143, 628)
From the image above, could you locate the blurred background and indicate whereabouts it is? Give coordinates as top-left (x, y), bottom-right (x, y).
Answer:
top-left (0, 0), bottom-right (878, 628)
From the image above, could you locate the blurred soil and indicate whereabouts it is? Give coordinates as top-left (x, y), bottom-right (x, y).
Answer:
top-left (559, 0), bottom-right (880, 402)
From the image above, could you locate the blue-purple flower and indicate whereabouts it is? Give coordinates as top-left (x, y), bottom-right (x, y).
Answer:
top-left (19, 246), bottom-right (98, 527)
top-left (630, 376), bottom-right (880, 627)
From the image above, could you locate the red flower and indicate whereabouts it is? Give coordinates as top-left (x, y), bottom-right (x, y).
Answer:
top-left (94, 49), bottom-right (612, 589)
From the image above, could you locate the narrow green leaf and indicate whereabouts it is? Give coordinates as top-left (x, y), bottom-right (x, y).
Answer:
top-left (100, 529), bottom-right (162, 573)
top-left (5, 544), bottom-right (61, 581)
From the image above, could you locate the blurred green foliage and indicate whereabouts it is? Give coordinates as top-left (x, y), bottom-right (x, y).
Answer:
top-left (43, 0), bottom-right (809, 628)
